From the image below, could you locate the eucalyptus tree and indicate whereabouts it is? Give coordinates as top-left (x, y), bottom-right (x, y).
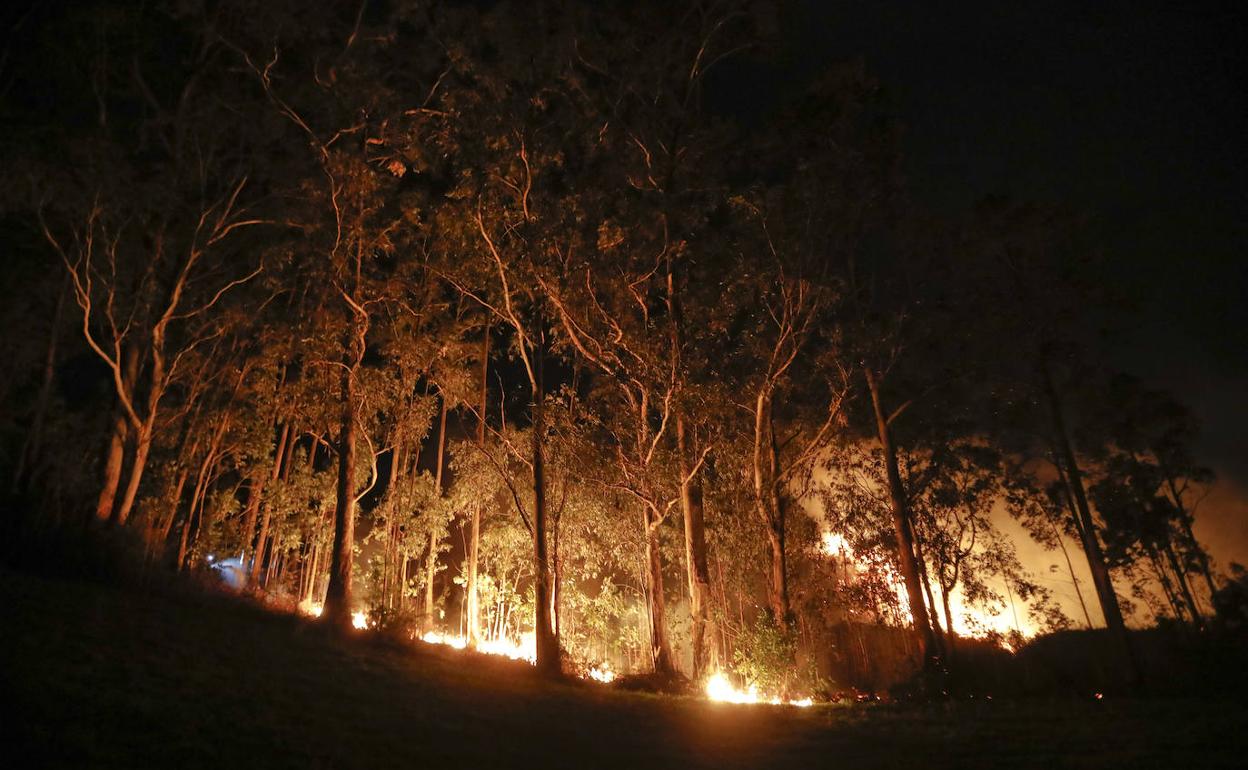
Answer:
top-left (222, 0), bottom-right (447, 627)
top-left (405, 0), bottom-right (623, 673)
top-left (27, 2), bottom-right (269, 528)
top-left (966, 200), bottom-right (1136, 674)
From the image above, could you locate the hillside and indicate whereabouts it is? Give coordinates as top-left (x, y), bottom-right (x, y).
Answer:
top-left (1, 569), bottom-right (1242, 769)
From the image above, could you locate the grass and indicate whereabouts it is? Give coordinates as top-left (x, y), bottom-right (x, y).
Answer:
top-left (2, 568), bottom-right (1244, 769)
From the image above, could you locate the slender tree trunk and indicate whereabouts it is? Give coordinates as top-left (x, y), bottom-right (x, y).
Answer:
top-left (530, 322), bottom-right (559, 675)
top-left (642, 504), bottom-right (676, 675)
top-left (423, 395), bottom-right (449, 633)
top-left (1162, 537), bottom-right (1203, 627)
top-left (250, 423), bottom-right (291, 585)
top-left (1157, 467), bottom-right (1219, 603)
top-left (940, 579), bottom-right (957, 655)
top-left (94, 346), bottom-right (138, 523)
top-left (157, 466), bottom-right (189, 557)
top-left (666, 257), bottom-right (714, 678)
top-left (1148, 549), bottom-right (1186, 622)
top-left (1039, 361), bottom-right (1135, 680)
top-left (865, 367), bottom-right (939, 667)
top-left (914, 536), bottom-right (945, 660)
top-left (112, 413), bottom-right (154, 527)
top-left (1051, 517), bottom-right (1094, 629)
top-left (324, 362), bottom-right (358, 629)
top-left (752, 391), bottom-right (793, 625)
top-left (467, 327), bottom-right (489, 646)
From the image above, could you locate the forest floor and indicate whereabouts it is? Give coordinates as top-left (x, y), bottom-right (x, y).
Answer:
top-left (2, 568), bottom-right (1244, 770)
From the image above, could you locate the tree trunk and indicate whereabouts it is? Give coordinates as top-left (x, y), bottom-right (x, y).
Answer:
top-left (250, 422), bottom-right (291, 585)
top-left (157, 466), bottom-right (189, 557)
top-left (1050, 517), bottom-right (1094, 629)
top-left (423, 394), bottom-right (449, 633)
top-left (940, 579), bottom-right (957, 656)
top-left (677, 413), bottom-right (713, 678)
top-left (666, 255), bottom-right (714, 677)
top-left (467, 324), bottom-right (489, 646)
top-left (1161, 470), bottom-right (1220, 606)
top-left (1162, 536), bottom-right (1203, 627)
top-left (111, 414), bottom-right (153, 527)
top-left (752, 390), bottom-right (793, 625)
top-left (1149, 549), bottom-right (1186, 622)
top-left (642, 505), bottom-right (676, 675)
top-left (914, 535), bottom-right (945, 660)
top-left (865, 366), bottom-right (939, 667)
top-left (94, 345), bottom-right (138, 523)
top-left (324, 364), bottom-right (358, 629)
top-left (530, 322), bottom-right (559, 675)
top-left (1039, 361), bottom-right (1135, 680)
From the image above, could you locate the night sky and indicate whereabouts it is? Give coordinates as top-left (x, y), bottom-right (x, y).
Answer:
top-left (784, 0), bottom-right (1248, 568)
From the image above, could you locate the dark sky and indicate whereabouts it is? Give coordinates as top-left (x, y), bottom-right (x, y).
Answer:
top-left (785, 0), bottom-right (1248, 564)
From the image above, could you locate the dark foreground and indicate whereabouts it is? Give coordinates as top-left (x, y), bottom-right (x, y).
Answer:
top-left (1, 570), bottom-right (1243, 769)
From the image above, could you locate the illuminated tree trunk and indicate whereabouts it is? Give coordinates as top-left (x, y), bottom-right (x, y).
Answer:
top-left (112, 387), bottom-right (158, 526)
top-left (467, 326), bottom-right (488, 646)
top-left (642, 503), bottom-right (676, 676)
top-left (865, 366), bottom-right (939, 668)
top-left (424, 395), bottom-right (448, 633)
top-left (324, 363), bottom-right (358, 629)
top-left (752, 391), bottom-right (793, 625)
top-left (939, 580), bottom-right (956, 654)
top-left (250, 422), bottom-right (291, 585)
top-left (531, 321), bottom-right (560, 675)
top-left (94, 346), bottom-right (138, 523)
top-left (914, 535), bottom-right (946, 660)
top-left (666, 263), bottom-right (713, 678)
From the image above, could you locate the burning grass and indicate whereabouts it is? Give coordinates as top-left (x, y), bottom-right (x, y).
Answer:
top-left (2, 567), bottom-right (1245, 769)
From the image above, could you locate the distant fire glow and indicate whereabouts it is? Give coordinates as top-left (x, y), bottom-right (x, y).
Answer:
top-left (822, 532), bottom-right (1035, 643)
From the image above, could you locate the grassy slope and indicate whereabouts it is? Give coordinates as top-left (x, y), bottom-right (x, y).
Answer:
top-left (1, 569), bottom-right (1243, 770)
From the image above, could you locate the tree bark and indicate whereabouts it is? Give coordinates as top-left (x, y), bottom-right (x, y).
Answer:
top-left (94, 345), bottom-right (138, 523)
top-left (939, 580), bottom-right (957, 655)
top-left (424, 394), bottom-right (449, 633)
top-left (666, 261), bottom-right (713, 677)
top-left (642, 504), bottom-right (676, 675)
top-left (530, 321), bottom-right (559, 674)
top-left (864, 366), bottom-right (939, 667)
top-left (324, 364), bottom-right (358, 629)
top-left (467, 325), bottom-right (489, 646)
top-left (249, 422), bottom-right (291, 585)
top-left (751, 390), bottom-right (793, 625)
top-left (914, 535), bottom-right (946, 660)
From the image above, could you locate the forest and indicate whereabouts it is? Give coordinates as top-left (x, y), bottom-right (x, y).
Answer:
top-left (1, 0), bottom-right (1242, 718)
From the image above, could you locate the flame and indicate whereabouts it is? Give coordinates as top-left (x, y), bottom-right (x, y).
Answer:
top-left (821, 531), bottom-right (1034, 643)
top-left (418, 631), bottom-right (614, 684)
top-left (585, 663), bottom-right (616, 683)
top-left (351, 611), bottom-right (369, 630)
top-left (420, 631), bottom-right (537, 663)
top-left (298, 600), bottom-right (324, 618)
top-left (705, 672), bottom-right (813, 707)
